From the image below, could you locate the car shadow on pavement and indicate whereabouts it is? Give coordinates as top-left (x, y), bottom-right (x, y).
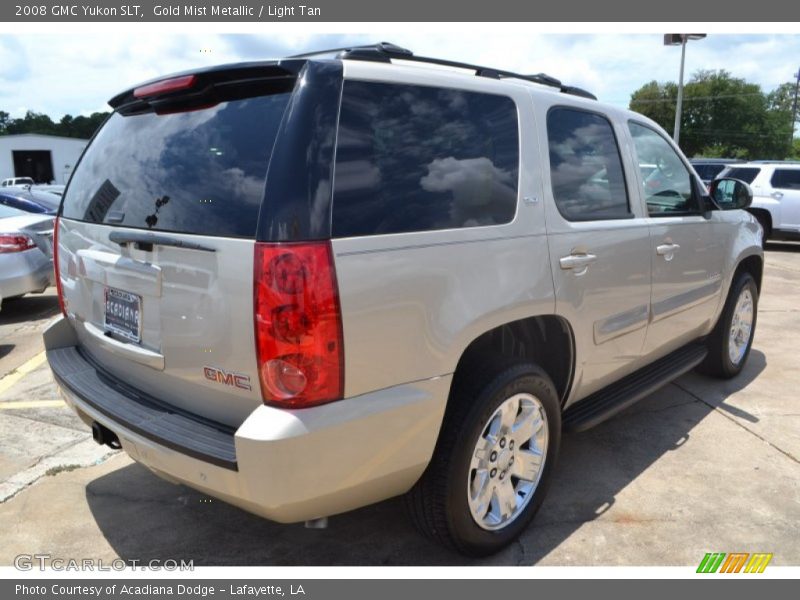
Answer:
top-left (0, 345), bottom-right (13, 361)
top-left (765, 241), bottom-right (800, 252)
top-left (85, 350), bottom-right (766, 566)
top-left (0, 294), bottom-right (60, 326)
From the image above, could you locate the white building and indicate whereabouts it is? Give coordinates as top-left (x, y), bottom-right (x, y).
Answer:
top-left (0, 134), bottom-right (88, 185)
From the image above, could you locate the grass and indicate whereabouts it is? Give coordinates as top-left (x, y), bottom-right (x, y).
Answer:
top-left (45, 464), bottom-right (81, 477)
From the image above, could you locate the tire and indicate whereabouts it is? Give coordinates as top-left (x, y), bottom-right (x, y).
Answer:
top-left (699, 271), bottom-right (758, 379)
top-left (405, 360), bottom-right (561, 556)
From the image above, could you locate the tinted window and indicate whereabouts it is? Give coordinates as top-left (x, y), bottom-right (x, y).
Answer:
top-left (547, 108), bottom-right (630, 221)
top-left (771, 169), bottom-right (800, 190)
top-left (332, 81), bottom-right (519, 237)
top-left (723, 167), bottom-right (761, 184)
top-left (628, 122), bottom-right (695, 216)
top-left (62, 93), bottom-right (292, 238)
top-left (693, 163), bottom-right (727, 181)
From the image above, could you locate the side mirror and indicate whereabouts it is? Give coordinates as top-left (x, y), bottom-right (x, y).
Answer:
top-left (707, 177), bottom-right (753, 210)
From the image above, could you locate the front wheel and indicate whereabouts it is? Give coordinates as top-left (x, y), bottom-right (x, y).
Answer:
top-left (405, 361), bottom-right (561, 556)
top-left (699, 271), bottom-right (758, 378)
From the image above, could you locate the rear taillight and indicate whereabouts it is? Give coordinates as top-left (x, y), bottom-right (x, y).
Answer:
top-left (0, 233), bottom-right (35, 253)
top-left (53, 217), bottom-right (66, 316)
top-left (134, 74), bottom-right (196, 98)
top-left (254, 241), bottom-right (344, 408)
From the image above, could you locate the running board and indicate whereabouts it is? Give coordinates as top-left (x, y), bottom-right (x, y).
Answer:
top-left (562, 343), bottom-right (708, 432)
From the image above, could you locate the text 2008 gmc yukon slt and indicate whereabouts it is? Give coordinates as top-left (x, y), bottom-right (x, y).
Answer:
top-left (44, 43), bottom-right (763, 556)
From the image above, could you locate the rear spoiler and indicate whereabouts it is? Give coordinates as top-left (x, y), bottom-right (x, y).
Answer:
top-left (108, 59), bottom-right (308, 114)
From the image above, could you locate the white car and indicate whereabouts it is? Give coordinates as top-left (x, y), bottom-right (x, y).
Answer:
top-left (718, 161), bottom-right (800, 243)
top-left (0, 204), bottom-right (55, 302)
top-left (1, 177), bottom-right (35, 188)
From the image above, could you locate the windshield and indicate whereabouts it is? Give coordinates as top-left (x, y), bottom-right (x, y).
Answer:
top-left (62, 92), bottom-right (292, 238)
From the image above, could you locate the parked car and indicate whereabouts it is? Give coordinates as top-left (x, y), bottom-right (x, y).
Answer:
top-left (690, 158), bottom-right (744, 186)
top-left (0, 188), bottom-right (60, 215)
top-left (716, 161), bottom-right (800, 244)
top-left (44, 43), bottom-right (763, 556)
top-left (1, 177), bottom-right (35, 188)
top-left (0, 204), bottom-right (55, 302)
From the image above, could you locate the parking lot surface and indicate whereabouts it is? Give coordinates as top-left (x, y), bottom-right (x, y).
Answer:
top-left (0, 247), bottom-right (798, 566)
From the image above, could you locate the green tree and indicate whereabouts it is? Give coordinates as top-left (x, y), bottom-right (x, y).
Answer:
top-left (629, 70), bottom-right (795, 159)
top-left (5, 111), bottom-right (58, 136)
top-left (0, 110), bottom-right (109, 139)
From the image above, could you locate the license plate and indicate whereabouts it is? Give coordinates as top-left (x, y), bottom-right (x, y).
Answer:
top-left (104, 287), bottom-right (142, 343)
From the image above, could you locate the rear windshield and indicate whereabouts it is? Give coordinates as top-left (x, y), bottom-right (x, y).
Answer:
top-left (723, 167), bottom-right (760, 184)
top-left (0, 204), bottom-right (26, 218)
top-left (62, 93), bottom-right (292, 238)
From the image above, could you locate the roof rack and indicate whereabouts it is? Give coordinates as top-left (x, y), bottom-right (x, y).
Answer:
top-left (747, 160), bottom-right (800, 164)
top-left (290, 42), bottom-right (597, 101)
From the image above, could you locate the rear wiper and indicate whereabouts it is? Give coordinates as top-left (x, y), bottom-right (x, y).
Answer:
top-left (109, 231), bottom-right (216, 253)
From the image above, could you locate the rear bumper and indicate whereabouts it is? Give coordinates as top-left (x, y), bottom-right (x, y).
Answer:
top-left (44, 316), bottom-right (450, 523)
top-left (0, 251), bottom-right (53, 298)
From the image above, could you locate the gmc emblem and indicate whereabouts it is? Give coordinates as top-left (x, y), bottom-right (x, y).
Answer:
top-left (203, 366), bottom-right (252, 391)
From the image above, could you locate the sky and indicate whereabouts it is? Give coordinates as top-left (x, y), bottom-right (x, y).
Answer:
top-left (1, 32), bottom-right (799, 119)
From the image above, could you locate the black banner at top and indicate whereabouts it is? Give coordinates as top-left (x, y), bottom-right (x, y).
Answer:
top-left (3, 0), bottom-right (800, 22)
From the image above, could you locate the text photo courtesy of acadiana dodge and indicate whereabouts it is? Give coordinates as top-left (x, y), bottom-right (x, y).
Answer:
top-left (16, 584), bottom-right (307, 597)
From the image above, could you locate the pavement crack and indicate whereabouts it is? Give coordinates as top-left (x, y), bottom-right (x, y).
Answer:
top-left (672, 381), bottom-right (800, 466)
top-left (0, 437), bottom-right (85, 487)
top-left (645, 397), bottom-right (701, 413)
top-left (766, 264), bottom-right (800, 275)
top-left (514, 538), bottom-right (527, 566)
top-left (0, 409), bottom-right (88, 433)
top-left (85, 485), bottom-right (188, 509)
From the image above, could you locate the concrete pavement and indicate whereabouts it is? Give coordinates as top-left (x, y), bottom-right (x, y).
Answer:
top-left (0, 246), bottom-right (798, 566)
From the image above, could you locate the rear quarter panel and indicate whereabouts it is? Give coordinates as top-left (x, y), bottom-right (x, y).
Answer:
top-left (334, 63), bottom-right (555, 398)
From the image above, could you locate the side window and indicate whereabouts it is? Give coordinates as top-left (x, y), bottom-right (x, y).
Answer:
top-left (628, 122), bottom-right (696, 216)
top-left (332, 81), bottom-right (519, 237)
top-left (723, 167), bottom-right (761, 184)
top-left (771, 169), bottom-right (800, 190)
top-left (546, 107), bottom-right (630, 221)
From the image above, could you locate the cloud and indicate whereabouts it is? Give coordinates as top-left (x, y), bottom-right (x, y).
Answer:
top-left (0, 36), bottom-right (29, 83)
top-left (0, 32), bottom-right (798, 119)
top-left (219, 33), bottom-right (366, 59)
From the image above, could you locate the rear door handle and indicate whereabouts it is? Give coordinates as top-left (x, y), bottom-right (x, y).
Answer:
top-left (559, 253), bottom-right (597, 275)
top-left (771, 191), bottom-right (784, 200)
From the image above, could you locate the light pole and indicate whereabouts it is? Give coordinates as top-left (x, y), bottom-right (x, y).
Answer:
top-left (791, 68), bottom-right (800, 149)
top-left (664, 34), bottom-right (706, 147)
